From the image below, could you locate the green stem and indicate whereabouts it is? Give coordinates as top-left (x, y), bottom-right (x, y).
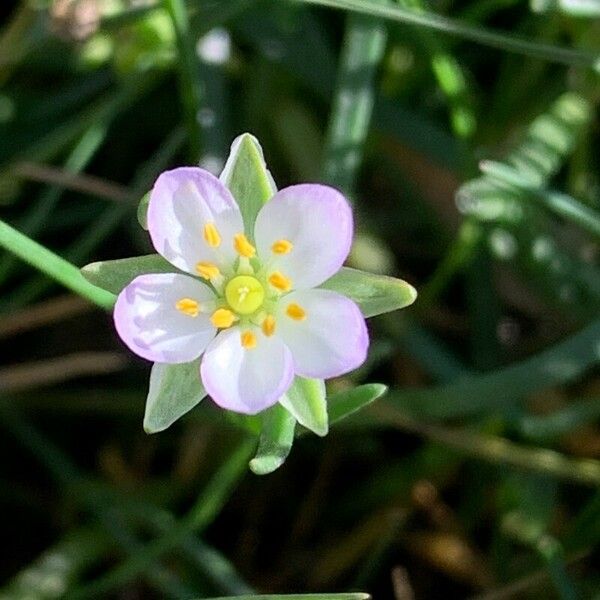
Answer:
top-left (0, 219), bottom-right (115, 309)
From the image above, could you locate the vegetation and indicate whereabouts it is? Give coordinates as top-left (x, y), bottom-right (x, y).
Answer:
top-left (0, 0), bottom-right (599, 598)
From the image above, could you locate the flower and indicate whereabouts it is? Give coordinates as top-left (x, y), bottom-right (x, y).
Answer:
top-left (114, 167), bottom-right (369, 414)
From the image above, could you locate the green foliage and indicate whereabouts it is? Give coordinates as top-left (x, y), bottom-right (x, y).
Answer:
top-left (1, 0), bottom-right (599, 598)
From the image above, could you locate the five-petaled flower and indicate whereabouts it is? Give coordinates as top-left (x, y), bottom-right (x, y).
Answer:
top-left (114, 167), bottom-right (369, 414)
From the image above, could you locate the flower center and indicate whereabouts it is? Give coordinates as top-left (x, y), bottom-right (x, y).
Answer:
top-left (225, 275), bottom-right (265, 315)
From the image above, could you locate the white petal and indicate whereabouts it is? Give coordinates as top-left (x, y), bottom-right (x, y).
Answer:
top-left (276, 289), bottom-right (369, 379)
top-left (114, 273), bottom-right (217, 363)
top-left (148, 167), bottom-right (244, 274)
top-left (254, 184), bottom-right (353, 289)
top-left (200, 326), bottom-right (294, 414)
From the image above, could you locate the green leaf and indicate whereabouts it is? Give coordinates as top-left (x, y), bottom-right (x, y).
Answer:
top-left (203, 595), bottom-right (370, 600)
top-left (144, 360), bottom-right (206, 433)
top-left (249, 404), bottom-right (296, 475)
top-left (220, 133), bottom-right (276, 235)
top-left (81, 254), bottom-right (178, 295)
top-left (280, 377), bottom-right (328, 437)
top-left (328, 383), bottom-right (388, 425)
top-left (321, 267), bottom-right (417, 317)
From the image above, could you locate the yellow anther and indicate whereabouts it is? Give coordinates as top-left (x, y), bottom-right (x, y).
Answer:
top-left (272, 239), bottom-right (293, 255)
top-left (286, 303), bottom-right (306, 321)
top-left (268, 271), bottom-right (292, 292)
top-left (262, 315), bottom-right (276, 337)
top-left (203, 222), bottom-right (221, 248)
top-left (240, 330), bottom-right (257, 349)
top-left (175, 298), bottom-right (200, 317)
top-left (233, 233), bottom-right (256, 258)
top-left (210, 308), bottom-right (236, 329)
top-left (196, 261), bottom-right (221, 280)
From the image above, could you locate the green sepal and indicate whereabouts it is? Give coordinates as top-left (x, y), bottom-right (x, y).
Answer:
top-left (144, 360), bottom-right (207, 434)
top-left (321, 267), bottom-right (417, 317)
top-left (220, 132), bottom-right (276, 235)
top-left (134, 133), bottom-right (275, 236)
top-left (137, 191), bottom-right (150, 230)
top-left (249, 404), bottom-right (296, 475)
top-left (328, 383), bottom-right (388, 425)
top-left (81, 254), bottom-right (181, 295)
top-left (279, 376), bottom-right (328, 437)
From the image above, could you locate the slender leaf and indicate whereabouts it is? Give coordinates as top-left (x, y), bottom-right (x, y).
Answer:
top-left (295, 0), bottom-right (600, 67)
top-left (321, 4), bottom-right (387, 193)
top-left (204, 595), bottom-right (370, 600)
top-left (328, 383), bottom-right (388, 424)
top-left (387, 319), bottom-right (600, 420)
top-left (0, 219), bottom-right (115, 309)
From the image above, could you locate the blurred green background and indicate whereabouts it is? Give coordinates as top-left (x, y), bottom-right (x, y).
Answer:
top-left (1, 0), bottom-right (599, 598)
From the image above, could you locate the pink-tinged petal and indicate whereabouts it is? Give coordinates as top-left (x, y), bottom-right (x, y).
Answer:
top-left (148, 167), bottom-right (244, 274)
top-left (114, 273), bottom-right (217, 363)
top-left (200, 326), bottom-right (294, 414)
top-left (276, 289), bottom-right (368, 379)
top-left (254, 184), bottom-right (353, 289)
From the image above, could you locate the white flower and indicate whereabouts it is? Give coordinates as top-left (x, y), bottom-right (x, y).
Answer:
top-left (114, 167), bottom-right (369, 414)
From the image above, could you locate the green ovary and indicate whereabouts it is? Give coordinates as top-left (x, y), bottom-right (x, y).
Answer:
top-left (225, 275), bottom-right (265, 315)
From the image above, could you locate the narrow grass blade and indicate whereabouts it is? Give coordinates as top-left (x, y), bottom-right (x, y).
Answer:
top-left (204, 595), bottom-right (371, 600)
top-left (321, 4), bottom-right (387, 193)
top-left (163, 0), bottom-right (203, 159)
top-left (373, 404), bottom-right (600, 486)
top-left (387, 319), bottom-right (600, 419)
top-left (328, 383), bottom-right (388, 425)
top-left (69, 439), bottom-right (255, 598)
top-left (295, 0), bottom-right (600, 68)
